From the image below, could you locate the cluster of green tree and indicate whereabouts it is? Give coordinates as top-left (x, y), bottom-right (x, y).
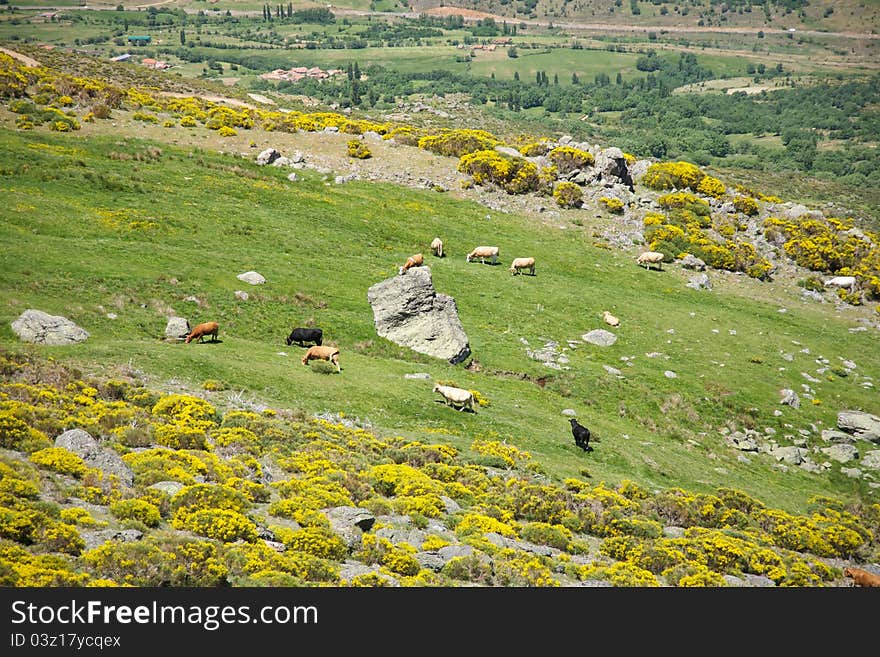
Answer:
top-left (359, 23), bottom-right (444, 41)
top-left (592, 72), bottom-right (879, 186)
top-left (246, 49), bottom-right (877, 185)
top-left (260, 7), bottom-right (336, 24)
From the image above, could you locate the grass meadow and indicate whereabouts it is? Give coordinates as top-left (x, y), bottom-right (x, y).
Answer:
top-left (1, 125), bottom-right (878, 516)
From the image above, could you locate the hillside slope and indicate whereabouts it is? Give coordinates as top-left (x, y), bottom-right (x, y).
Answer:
top-left (0, 45), bottom-right (879, 587)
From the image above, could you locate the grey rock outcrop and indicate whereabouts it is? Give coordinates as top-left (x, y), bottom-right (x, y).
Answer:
top-left (55, 428), bottom-right (134, 487)
top-left (80, 529), bottom-right (144, 552)
top-left (591, 147), bottom-right (634, 190)
top-left (367, 267), bottom-right (471, 364)
top-left (11, 309), bottom-right (89, 345)
top-left (326, 506), bottom-right (376, 550)
top-left (837, 410), bottom-right (880, 443)
top-left (164, 316), bottom-right (190, 341)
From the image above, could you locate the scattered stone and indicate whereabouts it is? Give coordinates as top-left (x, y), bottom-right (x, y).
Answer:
top-left (404, 372), bottom-right (432, 380)
top-left (237, 271), bottom-right (266, 285)
top-left (234, 290), bottom-right (249, 301)
top-left (861, 451), bottom-right (880, 469)
top-left (582, 329), bottom-right (617, 347)
top-left (603, 365), bottom-right (623, 377)
top-left (679, 254), bottom-right (707, 271)
top-left (780, 389), bottom-right (800, 409)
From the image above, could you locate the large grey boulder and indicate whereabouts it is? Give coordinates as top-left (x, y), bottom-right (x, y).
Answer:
top-left (837, 411), bottom-right (880, 443)
top-left (55, 428), bottom-right (134, 487)
top-left (11, 309), bottom-right (89, 345)
top-left (367, 267), bottom-right (471, 364)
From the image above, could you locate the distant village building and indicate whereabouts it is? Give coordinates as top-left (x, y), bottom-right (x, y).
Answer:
top-left (141, 58), bottom-right (171, 70)
top-left (110, 53), bottom-right (132, 62)
top-left (127, 35), bottom-right (152, 45)
top-left (260, 66), bottom-right (343, 82)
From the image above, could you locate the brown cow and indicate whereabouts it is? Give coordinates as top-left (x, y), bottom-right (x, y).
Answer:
top-left (399, 253), bottom-right (424, 275)
top-left (301, 345), bottom-right (340, 372)
top-left (844, 566), bottom-right (880, 587)
top-left (185, 321), bottom-right (219, 344)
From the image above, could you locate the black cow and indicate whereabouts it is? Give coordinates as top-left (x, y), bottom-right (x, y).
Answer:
top-left (286, 327), bottom-right (323, 347)
top-left (569, 418), bottom-right (593, 452)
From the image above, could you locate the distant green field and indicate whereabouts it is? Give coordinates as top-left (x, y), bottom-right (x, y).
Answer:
top-left (1, 124), bottom-right (878, 517)
top-left (728, 132), bottom-right (785, 150)
top-left (468, 47), bottom-right (644, 83)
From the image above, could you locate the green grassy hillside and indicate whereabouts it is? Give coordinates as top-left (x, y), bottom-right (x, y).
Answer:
top-left (1, 123), bottom-right (878, 518)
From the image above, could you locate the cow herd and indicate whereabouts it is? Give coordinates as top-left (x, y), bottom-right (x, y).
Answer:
top-left (181, 234), bottom-right (594, 453)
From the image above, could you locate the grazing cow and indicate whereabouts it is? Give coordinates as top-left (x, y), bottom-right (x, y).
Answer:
top-left (286, 327), bottom-right (323, 347)
top-left (185, 321), bottom-right (219, 344)
top-left (466, 246), bottom-right (500, 265)
top-left (399, 253), bottom-right (424, 275)
top-left (602, 311), bottom-right (620, 327)
top-left (432, 383), bottom-right (477, 413)
top-left (431, 237), bottom-right (444, 258)
top-left (844, 566), bottom-right (880, 587)
top-left (301, 345), bottom-right (340, 372)
top-left (637, 251), bottom-right (665, 270)
top-left (509, 257), bottom-right (536, 276)
top-left (569, 418), bottom-right (593, 452)
top-left (824, 276), bottom-right (857, 291)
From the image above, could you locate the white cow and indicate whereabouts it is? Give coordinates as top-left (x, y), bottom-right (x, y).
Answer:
top-left (824, 276), bottom-right (857, 290)
top-left (432, 383), bottom-right (477, 413)
top-left (466, 246), bottom-right (500, 265)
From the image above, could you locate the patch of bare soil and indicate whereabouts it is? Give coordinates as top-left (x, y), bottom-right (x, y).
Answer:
top-left (0, 47), bottom-right (42, 68)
